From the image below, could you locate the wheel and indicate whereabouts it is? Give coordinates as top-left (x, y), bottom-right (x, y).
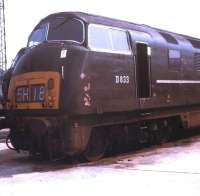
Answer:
top-left (83, 128), bottom-right (107, 162)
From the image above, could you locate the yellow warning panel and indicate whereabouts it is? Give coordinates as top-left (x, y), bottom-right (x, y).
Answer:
top-left (8, 71), bottom-right (61, 110)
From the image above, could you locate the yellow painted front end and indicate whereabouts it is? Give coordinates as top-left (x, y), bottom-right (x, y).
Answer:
top-left (7, 71), bottom-right (61, 110)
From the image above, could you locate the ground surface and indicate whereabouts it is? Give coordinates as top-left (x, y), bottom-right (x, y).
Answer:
top-left (1, 135), bottom-right (200, 196)
top-left (0, 129), bottom-right (8, 142)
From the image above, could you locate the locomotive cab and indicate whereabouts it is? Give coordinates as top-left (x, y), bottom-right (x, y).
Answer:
top-left (7, 16), bottom-right (86, 112)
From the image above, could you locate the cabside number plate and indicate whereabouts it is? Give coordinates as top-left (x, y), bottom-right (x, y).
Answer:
top-left (16, 84), bottom-right (45, 103)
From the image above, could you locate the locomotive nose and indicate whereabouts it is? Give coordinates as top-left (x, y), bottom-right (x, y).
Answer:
top-left (6, 43), bottom-right (63, 110)
top-left (13, 42), bottom-right (64, 74)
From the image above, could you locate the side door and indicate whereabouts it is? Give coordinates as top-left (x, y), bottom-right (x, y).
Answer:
top-left (135, 42), bottom-right (152, 100)
top-left (129, 31), bottom-right (153, 110)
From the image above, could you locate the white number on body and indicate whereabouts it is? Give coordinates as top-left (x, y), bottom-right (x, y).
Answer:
top-left (115, 75), bottom-right (129, 84)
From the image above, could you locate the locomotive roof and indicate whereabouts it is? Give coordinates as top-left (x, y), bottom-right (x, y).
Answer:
top-left (39, 12), bottom-right (200, 43)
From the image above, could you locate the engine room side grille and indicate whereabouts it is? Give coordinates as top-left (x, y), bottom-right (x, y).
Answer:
top-left (194, 53), bottom-right (200, 71)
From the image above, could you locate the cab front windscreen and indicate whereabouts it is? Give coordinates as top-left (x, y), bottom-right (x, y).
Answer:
top-left (28, 18), bottom-right (84, 47)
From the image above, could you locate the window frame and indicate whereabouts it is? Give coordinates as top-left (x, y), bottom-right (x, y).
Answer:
top-left (87, 23), bottom-right (132, 55)
top-left (47, 18), bottom-right (85, 45)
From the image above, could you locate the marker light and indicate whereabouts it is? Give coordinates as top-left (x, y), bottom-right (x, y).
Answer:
top-left (48, 78), bottom-right (54, 90)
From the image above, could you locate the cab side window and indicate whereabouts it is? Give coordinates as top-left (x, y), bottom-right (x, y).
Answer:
top-left (88, 24), bottom-right (131, 54)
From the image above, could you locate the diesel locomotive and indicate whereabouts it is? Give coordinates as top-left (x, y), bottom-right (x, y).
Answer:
top-left (2, 12), bottom-right (200, 161)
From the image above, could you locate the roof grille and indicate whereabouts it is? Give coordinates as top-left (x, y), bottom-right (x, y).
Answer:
top-left (159, 32), bottom-right (178, 44)
top-left (187, 38), bottom-right (200, 49)
top-left (194, 53), bottom-right (200, 71)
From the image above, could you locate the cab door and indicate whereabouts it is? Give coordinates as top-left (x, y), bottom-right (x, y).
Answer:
top-left (135, 42), bottom-right (151, 99)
